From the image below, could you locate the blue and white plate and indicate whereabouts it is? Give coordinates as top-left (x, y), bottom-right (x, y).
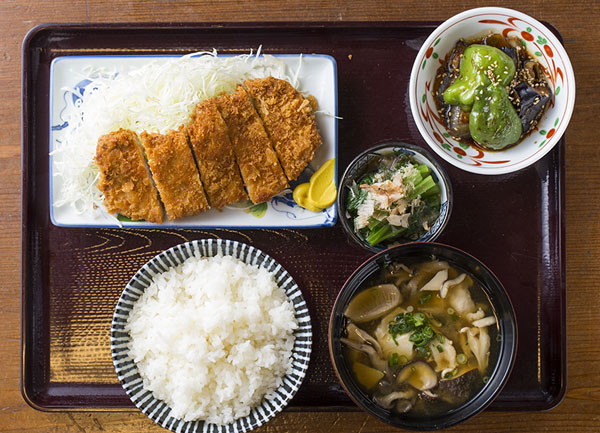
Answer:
top-left (110, 239), bottom-right (312, 433)
top-left (50, 53), bottom-right (337, 228)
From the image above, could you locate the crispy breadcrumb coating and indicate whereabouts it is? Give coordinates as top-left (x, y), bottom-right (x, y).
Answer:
top-left (186, 99), bottom-right (248, 209)
top-left (95, 78), bottom-right (324, 222)
top-left (95, 129), bottom-right (163, 223)
top-left (140, 129), bottom-right (210, 219)
top-left (245, 77), bottom-right (321, 181)
top-left (216, 85), bottom-right (288, 204)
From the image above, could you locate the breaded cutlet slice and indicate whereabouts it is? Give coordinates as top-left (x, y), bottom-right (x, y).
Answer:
top-left (140, 129), bottom-right (210, 220)
top-left (216, 85), bottom-right (288, 204)
top-left (95, 129), bottom-right (163, 223)
top-left (245, 77), bottom-right (322, 181)
top-left (187, 98), bottom-right (248, 209)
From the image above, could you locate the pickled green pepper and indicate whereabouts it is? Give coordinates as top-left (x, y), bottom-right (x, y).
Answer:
top-left (469, 85), bottom-right (522, 150)
top-left (443, 44), bottom-right (516, 110)
top-left (443, 44), bottom-right (522, 149)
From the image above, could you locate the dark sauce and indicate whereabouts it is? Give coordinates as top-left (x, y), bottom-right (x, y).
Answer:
top-left (433, 33), bottom-right (552, 151)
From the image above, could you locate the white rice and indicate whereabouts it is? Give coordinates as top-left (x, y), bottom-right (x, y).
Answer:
top-left (125, 254), bottom-right (298, 425)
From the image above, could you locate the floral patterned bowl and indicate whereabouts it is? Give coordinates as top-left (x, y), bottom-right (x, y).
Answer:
top-left (409, 7), bottom-right (575, 175)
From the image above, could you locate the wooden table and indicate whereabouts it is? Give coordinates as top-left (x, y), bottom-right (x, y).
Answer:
top-left (2, 0), bottom-right (599, 431)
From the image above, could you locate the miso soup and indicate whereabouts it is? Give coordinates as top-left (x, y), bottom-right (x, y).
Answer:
top-left (341, 258), bottom-right (499, 416)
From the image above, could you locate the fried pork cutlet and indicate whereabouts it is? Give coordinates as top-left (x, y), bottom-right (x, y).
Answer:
top-left (245, 77), bottom-right (322, 181)
top-left (95, 129), bottom-right (164, 223)
top-left (140, 129), bottom-right (210, 219)
top-left (216, 85), bottom-right (288, 204)
top-left (187, 98), bottom-right (248, 209)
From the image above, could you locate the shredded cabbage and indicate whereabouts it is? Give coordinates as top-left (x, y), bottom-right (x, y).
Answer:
top-left (52, 49), bottom-right (298, 218)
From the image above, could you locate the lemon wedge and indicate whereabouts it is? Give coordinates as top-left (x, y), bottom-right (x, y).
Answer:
top-left (293, 158), bottom-right (337, 212)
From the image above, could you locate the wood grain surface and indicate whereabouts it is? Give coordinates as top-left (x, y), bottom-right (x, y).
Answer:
top-left (3, 0), bottom-right (600, 432)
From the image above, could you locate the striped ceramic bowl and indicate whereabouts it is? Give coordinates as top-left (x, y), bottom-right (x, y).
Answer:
top-left (111, 239), bottom-right (312, 433)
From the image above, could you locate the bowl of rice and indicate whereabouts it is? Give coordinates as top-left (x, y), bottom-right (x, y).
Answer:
top-left (111, 239), bottom-right (312, 433)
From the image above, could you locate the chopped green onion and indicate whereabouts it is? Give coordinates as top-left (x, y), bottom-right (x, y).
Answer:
top-left (456, 353), bottom-right (467, 364)
top-left (414, 313), bottom-right (426, 325)
top-left (388, 312), bottom-right (436, 359)
top-left (419, 293), bottom-right (432, 304)
top-left (443, 367), bottom-right (458, 379)
top-left (389, 352), bottom-right (399, 366)
top-left (437, 345), bottom-right (444, 353)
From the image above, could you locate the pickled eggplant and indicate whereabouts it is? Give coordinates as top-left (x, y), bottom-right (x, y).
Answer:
top-left (434, 33), bottom-right (552, 150)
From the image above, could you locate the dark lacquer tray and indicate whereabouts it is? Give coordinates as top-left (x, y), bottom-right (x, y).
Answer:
top-left (22, 22), bottom-right (566, 411)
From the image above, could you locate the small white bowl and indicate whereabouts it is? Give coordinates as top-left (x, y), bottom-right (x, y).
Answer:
top-left (409, 7), bottom-right (575, 175)
top-left (337, 142), bottom-right (452, 253)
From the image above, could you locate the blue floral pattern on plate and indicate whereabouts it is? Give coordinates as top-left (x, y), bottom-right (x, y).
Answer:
top-left (49, 54), bottom-right (338, 228)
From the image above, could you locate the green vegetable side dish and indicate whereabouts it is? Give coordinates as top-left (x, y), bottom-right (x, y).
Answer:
top-left (346, 153), bottom-right (441, 247)
top-left (435, 34), bottom-right (552, 151)
top-left (469, 85), bottom-right (522, 149)
top-left (443, 44), bottom-right (522, 149)
top-left (443, 44), bottom-right (516, 110)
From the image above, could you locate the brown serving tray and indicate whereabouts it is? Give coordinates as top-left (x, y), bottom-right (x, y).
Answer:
top-left (22, 22), bottom-right (566, 411)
